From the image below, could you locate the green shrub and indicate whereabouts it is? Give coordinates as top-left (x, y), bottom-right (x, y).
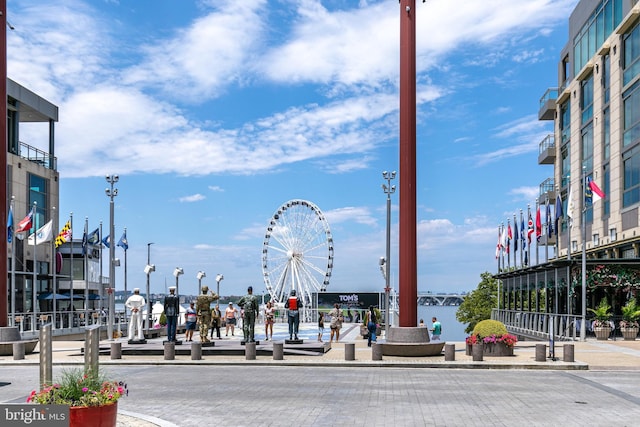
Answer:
top-left (472, 319), bottom-right (508, 338)
top-left (159, 312), bottom-right (167, 326)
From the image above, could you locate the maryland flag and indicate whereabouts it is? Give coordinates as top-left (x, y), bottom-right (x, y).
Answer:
top-left (55, 221), bottom-right (72, 248)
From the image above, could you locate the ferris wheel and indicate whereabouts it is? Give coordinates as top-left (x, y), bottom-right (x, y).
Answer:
top-left (262, 199), bottom-right (334, 308)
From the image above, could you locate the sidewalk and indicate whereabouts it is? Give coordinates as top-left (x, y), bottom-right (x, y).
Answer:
top-left (5, 323), bottom-right (640, 427)
top-left (5, 322), bottom-right (640, 370)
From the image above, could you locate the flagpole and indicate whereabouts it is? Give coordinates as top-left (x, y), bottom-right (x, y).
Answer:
top-left (123, 227), bottom-right (128, 300)
top-left (567, 178), bottom-right (572, 261)
top-left (52, 207), bottom-right (57, 330)
top-left (31, 202), bottom-right (37, 332)
top-left (581, 166), bottom-right (587, 341)
top-left (500, 222), bottom-right (505, 271)
top-left (535, 198), bottom-right (540, 266)
top-left (513, 213), bottom-right (522, 268)
top-left (9, 197), bottom-right (15, 326)
top-left (84, 217), bottom-right (89, 322)
top-left (99, 221), bottom-right (103, 320)
top-left (519, 209), bottom-right (524, 267)
top-left (545, 196), bottom-right (549, 263)
top-left (507, 219), bottom-right (511, 270)
top-left (69, 213), bottom-right (74, 327)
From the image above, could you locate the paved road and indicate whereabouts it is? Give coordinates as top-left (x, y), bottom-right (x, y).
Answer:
top-left (2, 365), bottom-right (640, 426)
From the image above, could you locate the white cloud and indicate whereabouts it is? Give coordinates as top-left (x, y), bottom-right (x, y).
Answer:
top-left (179, 194), bottom-right (206, 203)
top-left (208, 186), bottom-right (224, 192)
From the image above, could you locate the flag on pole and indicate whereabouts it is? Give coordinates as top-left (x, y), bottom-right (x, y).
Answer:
top-left (567, 187), bottom-right (574, 222)
top-left (555, 193), bottom-right (563, 237)
top-left (527, 211), bottom-right (534, 244)
top-left (117, 231), bottom-right (128, 250)
top-left (15, 210), bottom-right (33, 233)
top-left (521, 215), bottom-right (526, 250)
top-left (535, 205), bottom-right (542, 242)
top-left (102, 235), bottom-right (110, 248)
top-left (495, 226), bottom-right (502, 259)
top-left (506, 223), bottom-right (512, 254)
top-left (82, 228), bottom-right (100, 255)
top-left (586, 176), bottom-right (605, 203)
top-left (28, 220), bottom-right (53, 245)
top-left (55, 220), bottom-right (72, 248)
top-left (546, 201), bottom-right (553, 237)
top-left (7, 206), bottom-right (13, 244)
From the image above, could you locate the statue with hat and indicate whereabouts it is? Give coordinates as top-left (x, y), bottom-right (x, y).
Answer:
top-left (196, 285), bottom-right (219, 343)
top-left (125, 288), bottom-right (146, 341)
top-left (238, 286), bottom-right (259, 342)
top-left (164, 286), bottom-right (180, 342)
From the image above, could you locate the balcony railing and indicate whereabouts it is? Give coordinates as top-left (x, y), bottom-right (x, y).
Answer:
top-left (538, 134), bottom-right (555, 165)
top-left (538, 88), bottom-right (558, 121)
top-left (18, 141), bottom-right (57, 170)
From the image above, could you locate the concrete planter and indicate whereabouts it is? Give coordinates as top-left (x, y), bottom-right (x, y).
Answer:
top-left (594, 326), bottom-right (612, 340)
top-left (482, 342), bottom-right (514, 357)
top-left (621, 326), bottom-right (639, 341)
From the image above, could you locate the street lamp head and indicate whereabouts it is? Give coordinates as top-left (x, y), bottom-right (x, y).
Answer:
top-left (382, 170), bottom-right (388, 177)
top-left (197, 271), bottom-right (206, 280)
top-left (216, 274), bottom-right (224, 283)
top-left (379, 257), bottom-right (386, 266)
top-left (173, 267), bottom-right (184, 277)
top-left (144, 264), bottom-right (155, 274)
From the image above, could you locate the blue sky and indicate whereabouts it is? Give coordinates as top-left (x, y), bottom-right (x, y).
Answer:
top-left (7, 0), bottom-right (578, 297)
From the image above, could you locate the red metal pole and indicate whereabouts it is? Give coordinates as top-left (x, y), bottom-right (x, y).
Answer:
top-left (399, 0), bottom-right (417, 327)
top-left (0, 0), bottom-right (7, 327)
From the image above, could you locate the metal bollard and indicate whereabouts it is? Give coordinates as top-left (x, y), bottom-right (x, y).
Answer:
top-left (164, 342), bottom-right (175, 360)
top-left (563, 343), bottom-right (575, 362)
top-left (444, 343), bottom-right (455, 361)
top-left (344, 342), bottom-right (355, 361)
top-left (472, 343), bottom-right (483, 361)
top-left (39, 324), bottom-right (52, 388)
top-left (110, 342), bottom-right (122, 360)
top-left (273, 342), bottom-right (284, 360)
top-left (84, 326), bottom-right (100, 374)
top-left (12, 342), bottom-right (25, 360)
top-left (245, 342), bottom-right (256, 360)
top-left (535, 343), bottom-right (547, 362)
top-left (191, 342), bottom-right (202, 360)
top-left (371, 342), bottom-right (383, 361)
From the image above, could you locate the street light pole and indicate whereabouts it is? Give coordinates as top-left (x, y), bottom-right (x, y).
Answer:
top-left (173, 267), bottom-right (184, 300)
top-left (197, 271), bottom-right (206, 295)
top-left (382, 170), bottom-right (396, 336)
top-left (145, 243), bottom-right (154, 332)
top-left (216, 274), bottom-right (224, 300)
top-left (105, 174), bottom-right (119, 340)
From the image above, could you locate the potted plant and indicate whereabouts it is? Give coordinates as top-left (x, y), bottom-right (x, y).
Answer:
top-left (467, 319), bottom-right (517, 357)
top-left (619, 299), bottom-right (640, 340)
top-left (27, 367), bottom-right (127, 427)
top-left (588, 298), bottom-right (612, 340)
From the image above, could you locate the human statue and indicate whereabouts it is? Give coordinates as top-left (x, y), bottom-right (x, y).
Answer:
top-left (238, 286), bottom-right (259, 342)
top-left (196, 285), bottom-right (219, 343)
top-left (285, 289), bottom-right (302, 340)
top-left (164, 286), bottom-right (180, 342)
top-left (125, 288), bottom-right (146, 341)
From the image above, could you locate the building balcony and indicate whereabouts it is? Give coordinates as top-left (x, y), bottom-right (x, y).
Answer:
top-left (15, 141), bottom-right (57, 170)
top-left (538, 88), bottom-right (558, 121)
top-left (539, 178), bottom-right (555, 203)
top-left (538, 134), bottom-right (555, 165)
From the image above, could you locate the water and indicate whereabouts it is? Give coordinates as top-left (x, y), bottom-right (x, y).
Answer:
top-left (417, 305), bottom-right (468, 342)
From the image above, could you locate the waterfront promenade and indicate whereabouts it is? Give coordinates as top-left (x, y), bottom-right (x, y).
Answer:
top-left (2, 323), bottom-right (640, 426)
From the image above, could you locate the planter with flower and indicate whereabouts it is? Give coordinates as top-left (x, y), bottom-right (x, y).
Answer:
top-left (588, 298), bottom-right (612, 340)
top-left (28, 367), bottom-right (127, 427)
top-left (619, 299), bottom-right (640, 340)
top-left (465, 319), bottom-right (517, 357)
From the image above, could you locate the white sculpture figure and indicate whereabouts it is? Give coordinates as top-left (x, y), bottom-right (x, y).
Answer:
top-left (125, 288), bottom-right (146, 340)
